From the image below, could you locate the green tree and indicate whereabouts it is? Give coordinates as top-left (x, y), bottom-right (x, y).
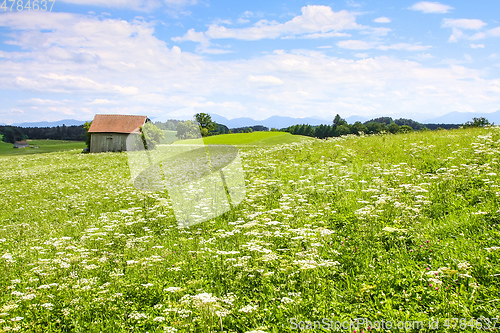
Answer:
top-left (399, 125), bottom-right (413, 133)
top-left (388, 123), bottom-right (400, 134)
top-left (333, 114), bottom-right (348, 127)
top-left (365, 117), bottom-right (394, 125)
top-left (141, 122), bottom-right (165, 150)
top-left (394, 118), bottom-right (424, 130)
top-left (365, 122), bottom-right (387, 134)
top-left (166, 121), bottom-right (176, 131)
top-left (304, 125), bottom-right (314, 137)
top-left (176, 121), bottom-right (200, 140)
top-left (351, 122), bottom-right (367, 135)
top-left (83, 121), bottom-right (92, 148)
top-left (194, 113), bottom-right (216, 136)
top-left (463, 117), bottom-right (491, 128)
top-left (335, 124), bottom-right (351, 136)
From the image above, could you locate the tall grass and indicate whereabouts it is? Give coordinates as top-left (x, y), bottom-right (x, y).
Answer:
top-left (0, 128), bottom-right (499, 332)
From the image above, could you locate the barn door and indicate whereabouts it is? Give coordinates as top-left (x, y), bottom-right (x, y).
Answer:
top-left (106, 135), bottom-right (114, 151)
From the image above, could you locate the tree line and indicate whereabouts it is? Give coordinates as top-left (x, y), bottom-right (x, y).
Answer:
top-left (0, 125), bottom-right (86, 143)
top-left (284, 115), bottom-right (469, 139)
top-left (2, 114), bottom-right (491, 146)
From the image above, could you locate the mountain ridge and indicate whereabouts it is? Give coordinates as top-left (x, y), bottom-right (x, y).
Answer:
top-left (10, 119), bottom-right (87, 127)
top-left (5, 110), bottom-right (500, 129)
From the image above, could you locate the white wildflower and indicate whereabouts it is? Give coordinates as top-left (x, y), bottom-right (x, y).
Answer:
top-left (428, 278), bottom-right (442, 285)
top-left (191, 293), bottom-right (218, 304)
top-left (280, 297), bottom-right (294, 304)
top-left (239, 304), bottom-right (258, 313)
top-left (128, 312), bottom-right (147, 320)
top-left (458, 262), bottom-right (472, 270)
top-left (22, 294), bottom-right (36, 300)
top-left (41, 303), bottom-right (54, 310)
top-left (164, 327), bottom-right (177, 333)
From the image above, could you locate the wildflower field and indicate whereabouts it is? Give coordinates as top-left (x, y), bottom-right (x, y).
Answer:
top-left (1, 128), bottom-right (500, 332)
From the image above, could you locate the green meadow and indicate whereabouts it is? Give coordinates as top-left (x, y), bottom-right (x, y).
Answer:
top-left (172, 131), bottom-right (312, 147)
top-left (0, 128), bottom-right (499, 332)
top-left (199, 132), bottom-right (312, 146)
top-left (0, 140), bottom-right (86, 156)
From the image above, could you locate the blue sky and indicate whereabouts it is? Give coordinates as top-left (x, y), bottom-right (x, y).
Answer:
top-left (0, 1), bottom-right (499, 124)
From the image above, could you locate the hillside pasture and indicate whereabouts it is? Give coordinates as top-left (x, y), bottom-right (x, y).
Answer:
top-left (0, 128), bottom-right (499, 332)
top-left (0, 140), bottom-right (86, 156)
top-left (176, 131), bottom-right (313, 146)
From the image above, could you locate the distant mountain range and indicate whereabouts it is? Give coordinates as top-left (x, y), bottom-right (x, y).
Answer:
top-left (421, 110), bottom-right (500, 124)
top-left (5, 110), bottom-right (500, 129)
top-left (210, 114), bottom-right (332, 128)
top-left (10, 119), bottom-right (87, 127)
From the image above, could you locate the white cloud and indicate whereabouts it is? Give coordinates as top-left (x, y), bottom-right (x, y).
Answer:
top-left (470, 44), bottom-right (485, 49)
top-left (248, 75), bottom-right (284, 86)
top-left (90, 98), bottom-right (116, 105)
top-left (374, 17), bottom-right (391, 23)
top-left (174, 5), bottom-right (362, 43)
top-left (362, 27), bottom-right (392, 37)
top-left (283, 32), bottom-right (351, 39)
top-left (337, 40), bottom-right (374, 50)
top-left (56, 0), bottom-right (197, 11)
top-left (378, 43), bottom-right (431, 51)
top-left (338, 40), bottom-right (430, 51)
top-left (413, 53), bottom-right (434, 61)
top-left (171, 28), bottom-right (231, 54)
top-left (410, 1), bottom-right (453, 14)
top-left (489, 27), bottom-right (500, 37)
top-left (1, 12), bottom-right (500, 123)
top-left (442, 18), bottom-right (486, 30)
top-left (442, 19), bottom-right (487, 42)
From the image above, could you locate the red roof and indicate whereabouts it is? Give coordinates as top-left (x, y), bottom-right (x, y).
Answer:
top-left (88, 114), bottom-right (147, 134)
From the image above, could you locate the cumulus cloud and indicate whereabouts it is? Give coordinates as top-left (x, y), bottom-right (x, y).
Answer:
top-left (378, 43), bottom-right (431, 51)
top-left (442, 18), bottom-right (486, 30)
top-left (410, 1), bottom-right (453, 14)
top-left (488, 27), bottom-right (500, 37)
top-left (56, 0), bottom-right (197, 11)
top-left (442, 18), bottom-right (488, 42)
top-left (248, 75), bottom-right (284, 86)
top-left (338, 40), bottom-right (430, 51)
top-left (374, 17), bottom-right (391, 23)
top-left (171, 28), bottom-right (232, 54)
top-left (1, 11), bottom-right (499, 123)
top-left (337, 40), bottom-right (374, 50)
top-left (174, 5), bottom-right (362, 43)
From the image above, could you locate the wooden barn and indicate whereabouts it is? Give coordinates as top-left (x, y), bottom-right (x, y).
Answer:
top-left (87, 114), bottom-right (147, 153)
top-left (13, 141), bottom-right (29, 149)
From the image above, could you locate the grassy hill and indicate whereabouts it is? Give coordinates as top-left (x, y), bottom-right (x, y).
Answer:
top-left (160, 130), bottom-right (177, 144)
top-left (0, 139), bottom-right (85, 156)
top-left (177, 131), bottom-right (313, 146)
top-left (0, 127), bottom-right (499, 331)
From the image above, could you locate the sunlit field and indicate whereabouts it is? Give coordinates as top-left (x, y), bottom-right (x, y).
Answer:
top-left (179, 131), bottom-right (313, 146)
top-left (1, 128), bottom-right (499, 332)
top-left (0, 140), bottom-right (86, 156)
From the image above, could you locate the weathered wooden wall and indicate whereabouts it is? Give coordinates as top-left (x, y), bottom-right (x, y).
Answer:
top-left (90, 133), bottom-right (137, 153)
